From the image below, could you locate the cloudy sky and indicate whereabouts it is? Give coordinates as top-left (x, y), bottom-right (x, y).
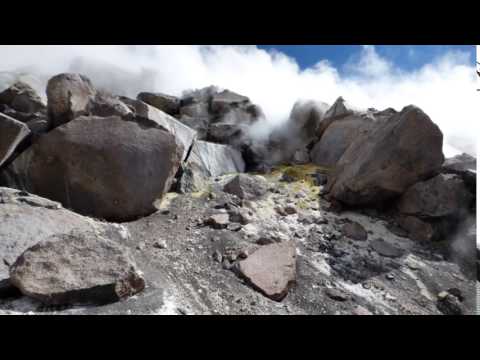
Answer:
top-left (0, 45), bottom-right (477, 156)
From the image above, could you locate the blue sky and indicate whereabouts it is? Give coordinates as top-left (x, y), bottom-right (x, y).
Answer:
top-left (257, 45), bottom-right (475, 71)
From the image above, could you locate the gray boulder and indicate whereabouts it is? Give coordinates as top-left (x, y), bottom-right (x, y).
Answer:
top-left (238, 241), bottom-right (296, 301)
top-left (0, 81), bottom-right (46, 114)
top-left (327, 105), bottom-right (444, 206)
top-left (137, 92), bottom-right (180, 116)
top-left (0, 113), bottom-right (30, 167)
top-left (397, 174), bottom-right (473, 219)
top-left (177, 141), bottom-right (245, 193)
top-left (10, 232), bottom-right (145, 305)
top-left (223, 174), bottom-right (268, 201)
top-left (0, 187), bottom-right (129, 280)
top-left (4, 115), bottom-right (183, 221)
top-left (46, 73), bottom-right (96, 128)
top-left (211, 90), bottom-right (250, 114)
top-left (121, 97), bottom-right (197, 161)
top-left (441, 153), bottom-right (476, 196)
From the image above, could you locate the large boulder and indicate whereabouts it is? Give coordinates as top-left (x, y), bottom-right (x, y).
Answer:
top-left (4, 115), bottom-right (183, 221)
top-left (121, 97), bottom-right (197, 161)
top-left (223, 174), bottom-right (268, 201)
top-left (46, 73), bottom-right (97, 128)
top-left (0, 187), bottom-right (129, 280)
top-left (137, 92), bottom-right (180, 116)
top-left (10, 232), bottom-right (145, 305)
top-left (327, 105), bottom-right (444, 206)
top-left (310, 114), bottom-right (373, 167)
top-left (315, 97), bottom-right (356, 139)
top-left (238, 241), bottom-right (296, 301)
top-left (211, 90), bottom-right (250, 114)
top-left (177, 141), bottom-right (245, 193)
top-left (397, 174), bottom-right (473, 219)
top-left (441, 153), bottom-right (476, 196)
top-left (0, 113), bottom-right (30, 167)
top-left (0, 81), bottom-right (46, 114)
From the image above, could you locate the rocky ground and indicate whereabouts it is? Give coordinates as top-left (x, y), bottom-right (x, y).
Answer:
top-left (0, 165), bottom-right (475, 315)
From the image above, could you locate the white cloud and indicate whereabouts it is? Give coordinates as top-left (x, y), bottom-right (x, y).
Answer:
top-left (0, 44), bottom-right (477, 157)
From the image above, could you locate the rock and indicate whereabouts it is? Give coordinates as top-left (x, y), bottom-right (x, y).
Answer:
top-left (0, 187), bottom-right (130, 280)
top-left (311, 114), bottom-right (373, 167)
top-left (5, 115), bottom-right (183, 222)
top-left (88, 91), bottom-right (132, 118)
top-left (369, 238), bottom-right (404, 258)
top-left (441, 153), bottom-right (476, 196)
top-left (396, 215), bottom-right (435, 242)
top-left (177, 115), bottom-right (209, 139)
top-left (211, 90), bottom-right (250, 114)
top-left (137, 92), bottom-right (180, 116)
top-left (46, 73), bottom-right (96, 128)
top-left (386, 222), bottom-right (409, 238)
top-left (0, 278), bottom-right (22, 299)
top-left (205, 213), bottom-right (230, 229)
top-left (9, 232), bottom-right (145, 305)
top-left (238, 241), bottom-right (296, 301)
top-left (223, 174), bottom-right (268, 201)
top-left (325, 288), bottom-right (349, 301)
top-left (327, 106), bottom-right (444, 206)
top-left (0, 81), bottom-right (45, 114)
top-left (25, 117), bottom-right (49, 136)
top-left (341, 222), bottom-right (368, 241)
top-left (442, 153), bottom-right (476, 172)
top-left (437, 292), bottom-right (462, 315)
top-left (179, 102), bottom-right (210, 118)
top-left (397, 174), bottom-right (473, 219)
top-left (178, 140), bottom-right (245, 193)
top-left (284, 205), bottom-right (297, 215)
top-left (120, 98), bottom-right (197, 161)
top-left (212, 250), bottom-right (223, 263)
top-left (313, 172), bottom-right (328, 186)
top-left (0, 113), bottom-right (30, 167)
top-left (153, 240), bottom-right (167, 249)
top-left (228, 208), bottom-right (252, 225)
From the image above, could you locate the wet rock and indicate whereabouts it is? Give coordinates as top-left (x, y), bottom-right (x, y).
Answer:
top-left (0, 113), bottom-right (30, 167)
top-left (9, 233), bottom-right (145, 305)
top-left (223, 174), bottom-right (268, 201)
top-left (328, 105), bottom-right (444, 206)
top-left (4, 115), bottom-right (183, 222)
top-left (369, 238), bottom-right (404, 258)
top-left (137, 92), bottom-right (180, 116)
top-left (341, 221), bottom-right (368, 241)
top-left (238, 241), bottom-right (296, 301)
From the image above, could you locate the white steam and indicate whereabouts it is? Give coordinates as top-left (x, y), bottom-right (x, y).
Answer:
top-left (0, 45), bottom-right (477, 157)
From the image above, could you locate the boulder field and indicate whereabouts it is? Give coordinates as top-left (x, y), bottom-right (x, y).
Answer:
top-left (0, 73), bottom-right (476, 315)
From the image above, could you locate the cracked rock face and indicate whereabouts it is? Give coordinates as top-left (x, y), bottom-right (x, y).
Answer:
top-left (9, 233), bottom-right (145, 305)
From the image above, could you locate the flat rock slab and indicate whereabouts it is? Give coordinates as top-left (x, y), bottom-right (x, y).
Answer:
top-left (10, 233), bottom-right (145, 306)
top-left (238, 241), bottom-right (296, 301)
top-left (370, 238), bottom-right (404, 258)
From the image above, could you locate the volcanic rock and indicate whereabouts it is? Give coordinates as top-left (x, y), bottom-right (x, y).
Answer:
top-left (137, 92), bottom-right (180, 116)
top-left (0, 81), bottom-right (45, 114)
top-left (327, 105), bottom-right (444, 206)
top-left (397, 174), bottom-right (473, 219)
top-left (341, 221), bottom-right (368, 241)
top-left (9, 232), bottom-right (145, 305)
top-left (4, 115), bottom-right (183, 221)
top-left (223, 174), bottom-right (268, 200)
top-left (369, 238), bottom-right (404, 258)
top-left (238, 241), bottom-right (296, 301)
top-left (0, 113), bottom-right (30, 167)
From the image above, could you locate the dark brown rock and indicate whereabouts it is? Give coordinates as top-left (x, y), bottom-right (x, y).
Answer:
top-left (327, 105), bottom-right (444, 206)
top-left (5, 115), bottom-right (183, 221)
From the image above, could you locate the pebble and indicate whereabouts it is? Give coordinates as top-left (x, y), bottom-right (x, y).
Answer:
top-left (153, 240), bottom-right (167, 249)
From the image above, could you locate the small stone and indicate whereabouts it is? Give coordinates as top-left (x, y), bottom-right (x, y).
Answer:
top-left (153, 240), bottom-right (167, 249)
top-left (370, 238), bottom-right (404, 258)
top-left (227, 223), bottom-right (242, 232)
top-left (284, 206), bottom-right (297, 215)
top-left (325, 288), bottom-right (348, 302)
top-left (212, 250), bottom-right (223, 263)
top-left (238, 250), bottom-right (249, 259)
top-left (386, 273), bottom-right (395, 281)
top-left (341, 221), bottom-right (368, 241)
top-left (205, 213), bottom-right (230, 229)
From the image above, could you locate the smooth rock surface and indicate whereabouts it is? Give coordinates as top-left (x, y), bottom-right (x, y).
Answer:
top-left (0, 113), bottom-right (31, 167)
